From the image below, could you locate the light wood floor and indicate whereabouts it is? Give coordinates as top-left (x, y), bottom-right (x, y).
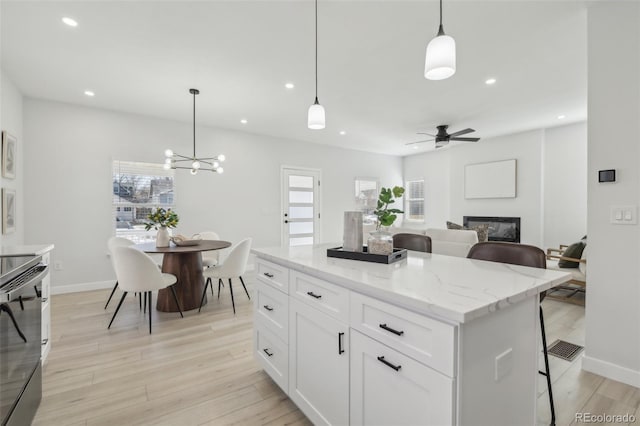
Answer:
top-left (34, 272), bottom-right (639, 426)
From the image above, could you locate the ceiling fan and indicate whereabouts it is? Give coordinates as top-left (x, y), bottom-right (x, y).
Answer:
top-left (406, 125), bottom-right (480, 148)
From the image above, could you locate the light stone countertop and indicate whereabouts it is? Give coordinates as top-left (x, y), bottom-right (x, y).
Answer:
top-left (252, 244), bottom-right (571, 324)
top-left (0, 244), bottom-right (55, 257)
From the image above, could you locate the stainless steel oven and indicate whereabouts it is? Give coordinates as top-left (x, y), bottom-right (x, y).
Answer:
top-left (0, 255), bottom-right (49, 426)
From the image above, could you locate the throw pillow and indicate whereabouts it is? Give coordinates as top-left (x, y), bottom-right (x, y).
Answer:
top-left (558, 241), bottom-right (586, 268)
top-left (446, 221), bottom-right (489, 243)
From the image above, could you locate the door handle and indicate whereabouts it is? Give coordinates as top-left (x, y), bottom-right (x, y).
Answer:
top-left (338, 332), bottom-right (345, 354)
top-left (284, 220), bottom-right (289, 223)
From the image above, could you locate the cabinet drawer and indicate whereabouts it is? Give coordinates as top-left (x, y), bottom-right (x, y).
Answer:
top-left (350, 292), bottom-right (456, 376)
top-left (350, 330), bottom-right (454, 426)
top-left (254, 324), bottom-right (288, 393)
top-left (256, 259), bottom-right (289, 293)
top-left (290, 270), bottom-right (349, 323)
top-left (255, 281), bottom-right (288, 343)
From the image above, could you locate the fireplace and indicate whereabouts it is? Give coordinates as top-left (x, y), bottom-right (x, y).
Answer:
top-left (463, 216), bottom-right (521, 243)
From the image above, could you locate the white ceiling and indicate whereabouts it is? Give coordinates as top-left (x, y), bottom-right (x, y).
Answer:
top-left (0, 1), bottom-right (587, 156)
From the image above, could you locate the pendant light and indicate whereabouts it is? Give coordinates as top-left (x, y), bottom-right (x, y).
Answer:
top-left (307, 0), bottom-right (325, 129)
top-left (164, 89), bottom-right (225, 174)
top-left (424, 0), bottom-right (456, 81)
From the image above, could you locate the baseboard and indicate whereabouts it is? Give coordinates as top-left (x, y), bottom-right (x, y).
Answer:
top-left (51, 280), bottom-right (114, 295)
top-left (50, 263), bottom-right (256, 295)
top-left (582, 354), bottom-right (640, 388)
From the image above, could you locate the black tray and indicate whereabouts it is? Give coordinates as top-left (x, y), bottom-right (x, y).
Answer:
top-left (327, 246), bottom-right (407, 264)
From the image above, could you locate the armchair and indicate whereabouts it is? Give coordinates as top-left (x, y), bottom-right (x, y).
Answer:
top-left (546, 244), bottom-right (587, 305)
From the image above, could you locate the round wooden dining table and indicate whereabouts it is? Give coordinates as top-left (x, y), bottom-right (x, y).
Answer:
top-left (136, 240), bottom-right (231, 312)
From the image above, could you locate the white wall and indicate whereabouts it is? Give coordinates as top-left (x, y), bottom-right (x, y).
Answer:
top-left (0, 71), bottom-right (24, 246)
top-left (583, 2), bottom-right (640, 387)
top-left (403, 124), bottom-right (587, 249)
top-left (543, 122), bottom-right (587, 249)
top-left (23, 98), bottom-right (402, 289)
top-left (403, 148), bottom-right (451, 229)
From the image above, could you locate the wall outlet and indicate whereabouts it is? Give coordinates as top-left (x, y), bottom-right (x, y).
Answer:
top-left (54, 261), bottom-right (63, 271)
top-left (494, 348), bottom-right (513, 382)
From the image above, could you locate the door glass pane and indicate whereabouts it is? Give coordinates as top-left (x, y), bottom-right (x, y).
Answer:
top-left (289, 175), bottom-right (314, 188)
top-left (289, 191), bottom-right (313, 203)
top-left (290, 237), bottom-right (314, 246)
top-left (289, 222), bottom-right (314, 235)
top-left (289, 206), bottom-right (314, 219)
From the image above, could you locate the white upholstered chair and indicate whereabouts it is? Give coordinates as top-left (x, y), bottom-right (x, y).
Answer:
top-left (109, 246), bottom-right (183, 334)
top-left (105, 237), bottom-right (135, 309)
top-left (199, 231), bottom-right (221, 268)
top-left (200, 238), bottom-right (252, 314)
top-left (425, 228), bottom-right (479, 257)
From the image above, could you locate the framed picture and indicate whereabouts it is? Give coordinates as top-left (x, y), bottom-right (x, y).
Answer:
top-left (2, 131), bottom-right (16, 179)
top-left (2, 188), bottom-right (16, 234)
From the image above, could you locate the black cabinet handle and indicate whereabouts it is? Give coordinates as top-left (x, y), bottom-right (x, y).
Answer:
top-left (42, 338), bottom-right (49, 346)
top-left (307, 291), bottom-right (322, 299)
top-left (263, 272), bottom-right (274, 278)
top-left (379, 323), bottom-right (404, 336)
top-left (263, 305), bottom-right (274, 312)
top-left (377, 356), bottom-right (401, 371)
top-left (263, 348), bottom-right (273, 357)
top-left (338, 332), bottom-right (345, 354)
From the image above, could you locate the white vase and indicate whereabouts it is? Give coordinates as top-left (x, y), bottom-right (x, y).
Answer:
top-left (156, 226), bottom-right (170, 248)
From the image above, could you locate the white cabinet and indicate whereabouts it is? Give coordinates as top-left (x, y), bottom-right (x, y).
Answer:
top-left (254, 324), bottom-right (289, 392)
top-left (41, 251), bottom-right (52, 362)
top-left (350, 330), bottom-right (454, 426)
top-left (289, 298), bottom-right (349, 426)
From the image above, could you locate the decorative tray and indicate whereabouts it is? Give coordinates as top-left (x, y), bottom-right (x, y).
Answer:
top-left (326, 246), bottom-right (407, 264)
top-left (172, 239), bottom-right (201, 247)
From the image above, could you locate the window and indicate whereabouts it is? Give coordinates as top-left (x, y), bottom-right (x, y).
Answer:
top-left (355, 178), bottom-right (378, 224)
top-left (405, 179), bottom-right (425, 221)
top-left (112, 160), bottom-right (175, 243)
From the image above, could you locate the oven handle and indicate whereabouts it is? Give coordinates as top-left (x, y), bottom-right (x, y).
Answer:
top-left (1, 263), bottom-right (49, 303)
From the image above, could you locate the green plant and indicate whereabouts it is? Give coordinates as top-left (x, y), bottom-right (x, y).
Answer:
top-left (374, 186), bottom-right (405, 230)
top-left (144, 207), bottom-right (179, 230)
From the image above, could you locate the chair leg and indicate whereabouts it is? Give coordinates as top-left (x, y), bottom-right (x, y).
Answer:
top-left (169, 285), bottom-right (184, 318)
top-left (198, 279), bottom-right (210, 313)
top-left (539, 305), bottom-right (556, 426)
top-left (148, 291), bottom-right (152, 334)
top-left (144, 292), bottom-right (147, 314)
top-left (228, 278), bottom-right (236, 314)
top-left (207, 277), bottom-right (214, 296)
top-left (105, 282), bottom-right (119, 309)
top-left (239, 276), bottom-right (250, 300)
top-left (108, 292), bottom-right (128, 329)
top-left (139, 292), bottom-right (142, 311)
top-left (218, 278), bottom-right (223, 299)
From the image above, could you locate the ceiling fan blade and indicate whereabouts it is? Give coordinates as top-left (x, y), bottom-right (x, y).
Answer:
top-left (405, 139), bottom-right (434, 146)
top-left (450, 137), bottom-right (480, 142)
top-left (416, 132), bottom-right (436, 137)
top-left (448, 128), bottom-right (475, 137)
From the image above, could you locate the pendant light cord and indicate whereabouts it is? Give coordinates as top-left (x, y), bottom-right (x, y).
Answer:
top-left (315, 0), bottom-right (318, 103)
top-left (193, 90), bottom-right (196, 159)
top-left (437, 0), bottom-right (445, 36)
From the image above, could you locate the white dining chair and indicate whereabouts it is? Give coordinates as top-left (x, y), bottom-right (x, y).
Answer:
top-left (198, 231), bottom-right (221, 268)
top-left (109, 246), bottom-right (183, 334)
top-left (105, 237), bottom-right (135, 309)
top-left (199, 238), bottom-right (252, 314)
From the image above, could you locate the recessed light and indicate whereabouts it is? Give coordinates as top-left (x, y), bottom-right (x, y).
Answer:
top-left (485, 78), bottom-right (497, 85)
top-left (240, 119), bottom-right (248, 124)
top-left (339, 131), bottom-right (346, 135)
top-left (84, 90), bottom-right (95, 97)
top-left (62, 17), bottom-right (78, 27)
top-left (557, 115), bottom-right (566, 119)
top-left (284, 83), bottom-right (295, 89)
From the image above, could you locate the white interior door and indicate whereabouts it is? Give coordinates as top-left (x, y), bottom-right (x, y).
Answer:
top-left (282, 167), bottom-right (321, 247)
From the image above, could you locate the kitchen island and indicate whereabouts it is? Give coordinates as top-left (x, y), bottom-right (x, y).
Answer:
top-left (251, 244), bottom-right (571, 426)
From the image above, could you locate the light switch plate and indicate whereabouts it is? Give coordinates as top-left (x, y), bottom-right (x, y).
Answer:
top-left (610, 205), bottom-right (637, 225)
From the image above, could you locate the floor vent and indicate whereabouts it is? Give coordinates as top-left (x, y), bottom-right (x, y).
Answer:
top-left (547, 339), bottom-right (583, 361)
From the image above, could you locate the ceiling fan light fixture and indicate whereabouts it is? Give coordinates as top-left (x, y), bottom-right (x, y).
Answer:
top-left (425, 0), bottom-right (456, 81)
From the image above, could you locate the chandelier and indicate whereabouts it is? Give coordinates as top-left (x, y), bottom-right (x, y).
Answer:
top-left (164, 88), bottom-right (225, 175)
